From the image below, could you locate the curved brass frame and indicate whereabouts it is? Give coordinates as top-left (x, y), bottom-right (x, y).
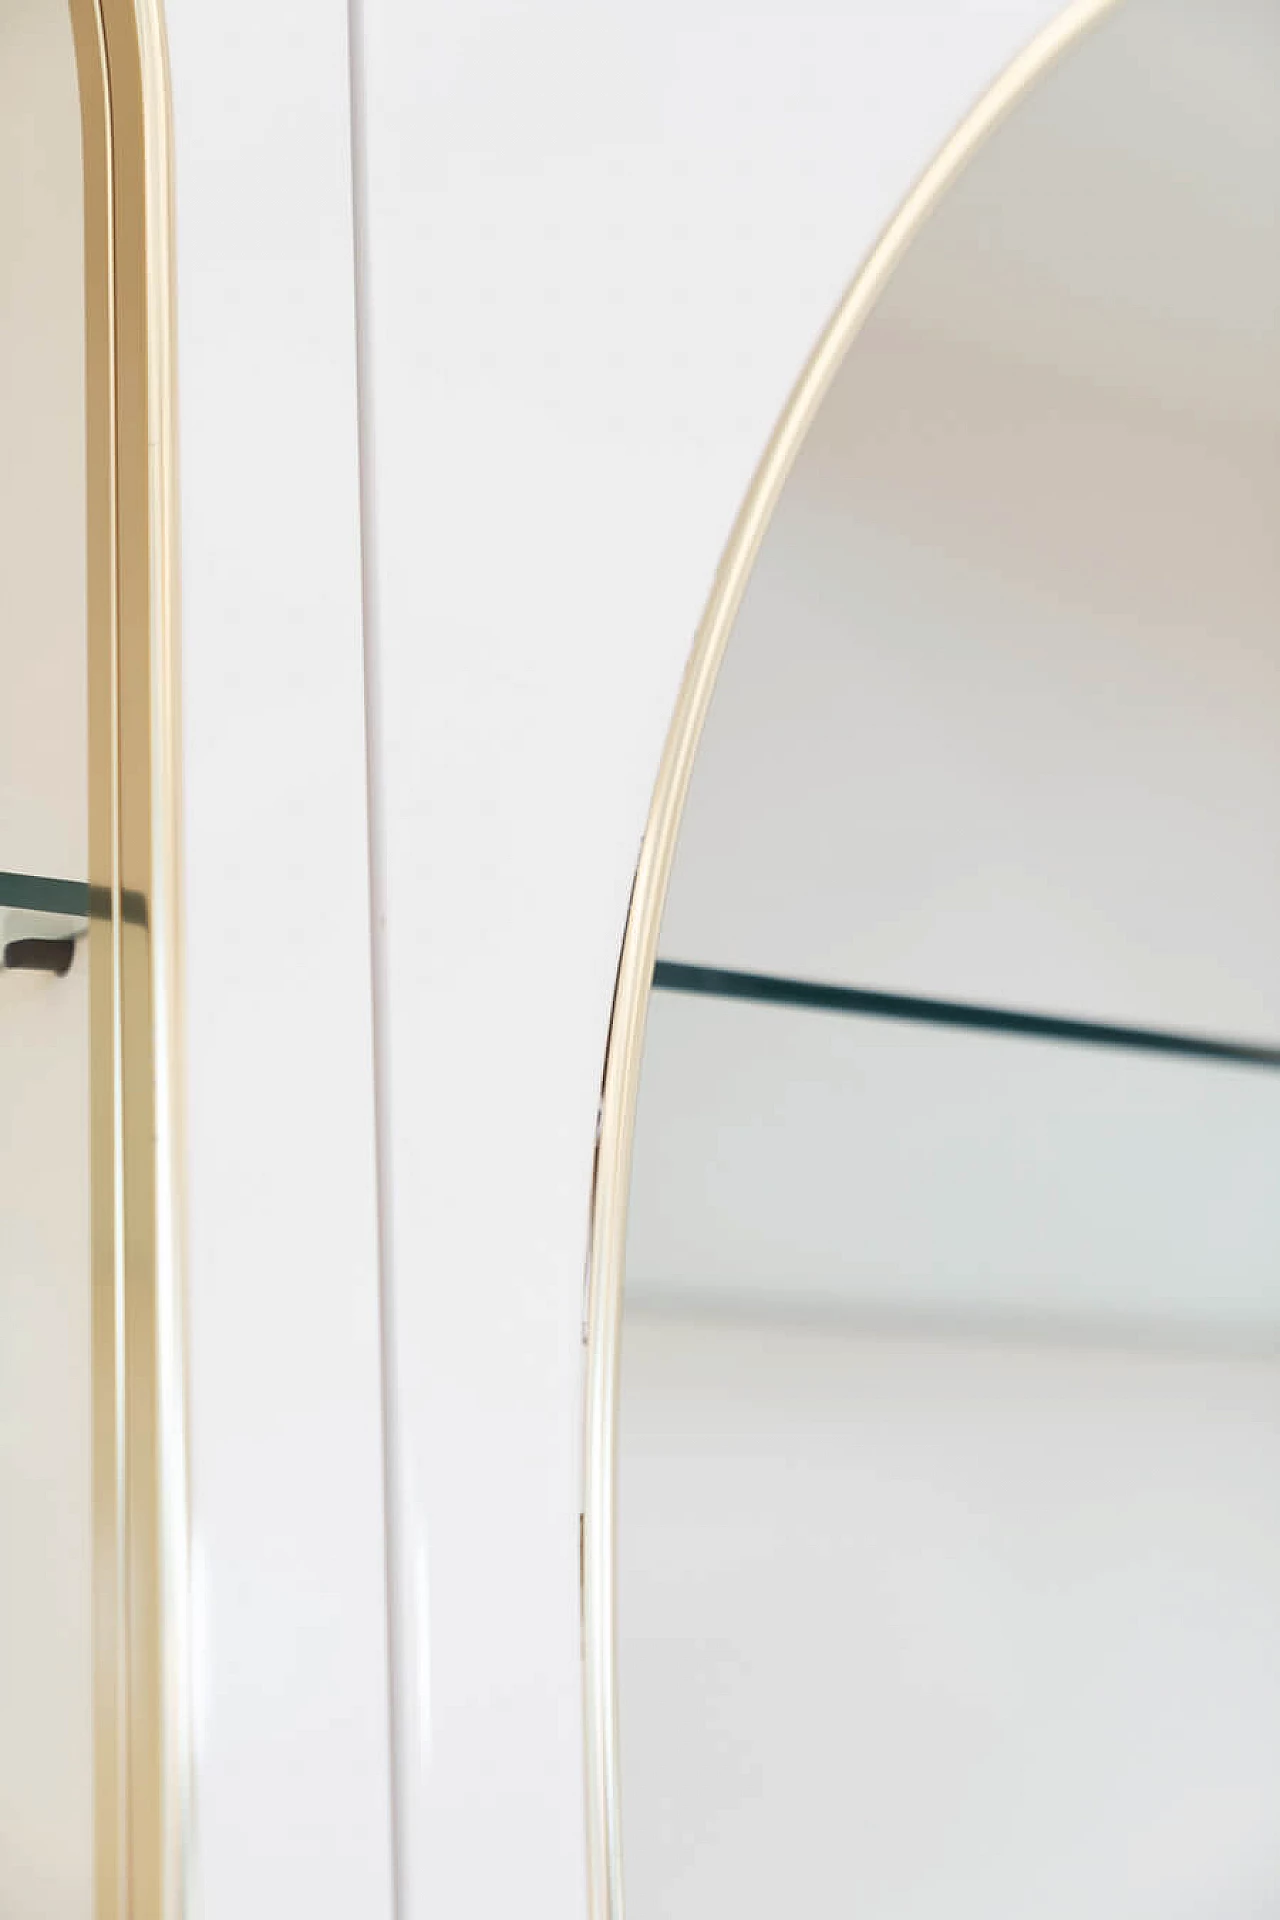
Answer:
top-left (68, 1), bottom-right (185, 1912)
top-left (580, 1), bottom-right (1122, 1913)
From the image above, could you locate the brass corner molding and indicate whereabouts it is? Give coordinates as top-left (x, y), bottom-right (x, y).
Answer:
top-left (578, 3), bottom-right (1121, 1916)
top-left (67, 0), bottom-right (186, 1913)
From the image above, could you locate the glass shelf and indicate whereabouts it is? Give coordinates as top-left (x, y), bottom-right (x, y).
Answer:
top-left (0, 869), bottom-right (90, 918)
top-left (652, 959), bottom-right (1280, 1073)
top-left (632, 956), bottom-right (1280, 1342)
top-left (0, 870), bottom-right (90, 968)
top-left (0, 870), bottom-right (146, 965)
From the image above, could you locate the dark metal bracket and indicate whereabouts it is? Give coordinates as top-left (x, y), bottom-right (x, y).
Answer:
top-left (3, 936), bottom-right (77, 976)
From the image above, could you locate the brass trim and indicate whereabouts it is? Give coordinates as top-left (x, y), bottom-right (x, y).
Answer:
top-left (580, 3), bottom-right (1121, 1915)
top-left (68, 0), bottom-right (186, 1913)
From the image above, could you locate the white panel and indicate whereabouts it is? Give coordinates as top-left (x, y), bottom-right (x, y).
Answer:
top-left (620, 1312), bottom-right (1280, 1919)
top-left (164, 4), bottom-right (394, 1914)
top-left (349, 0), bottom-right (1075, 1913)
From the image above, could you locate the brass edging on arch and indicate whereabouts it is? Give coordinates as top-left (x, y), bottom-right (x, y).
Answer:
top-left (69, 0), bottom-right (186, 1911)
top-left (580, 2), bottom-right (1122, 1914)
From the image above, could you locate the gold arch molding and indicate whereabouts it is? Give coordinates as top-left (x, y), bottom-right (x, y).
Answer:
top-left (580, 0), bottom-right (1123, 1914)
top-left (68, 0), bottom-right (185, 1913)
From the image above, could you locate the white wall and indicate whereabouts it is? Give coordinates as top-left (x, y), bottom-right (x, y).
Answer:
top-left (0, 4), bottom-right (92, 1911)
top-left (620, 1312), bottom-right (1280, 1920)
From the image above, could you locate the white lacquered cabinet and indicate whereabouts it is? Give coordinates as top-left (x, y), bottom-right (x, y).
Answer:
top-left (5, 1), bottom-right (1277, 1916)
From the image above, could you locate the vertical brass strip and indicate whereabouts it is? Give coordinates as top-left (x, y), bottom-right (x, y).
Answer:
top-left (106, 9), bottom-right (163, 1910)
top-left (70, 0), bottom-right (184, 1913)
top-left (68, 2), bottom-right (127, 1914)
top-left (125, 5), bottom-right (187, 1911)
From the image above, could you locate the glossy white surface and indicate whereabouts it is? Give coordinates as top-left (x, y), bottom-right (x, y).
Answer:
top-left (0, 5), bottom-right (91, 1909)
top-left (349, 0), bottom-right (1076, 1912)
top-left (165, 3), bottom-right (394, 1913)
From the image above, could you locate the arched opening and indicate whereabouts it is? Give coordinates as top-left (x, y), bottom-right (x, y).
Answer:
top-left (585, 0), bottom-right (1280, 1910)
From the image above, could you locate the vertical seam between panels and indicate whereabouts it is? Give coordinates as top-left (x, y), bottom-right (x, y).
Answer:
top-left (345, 1), bottom-right (405, 1913)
